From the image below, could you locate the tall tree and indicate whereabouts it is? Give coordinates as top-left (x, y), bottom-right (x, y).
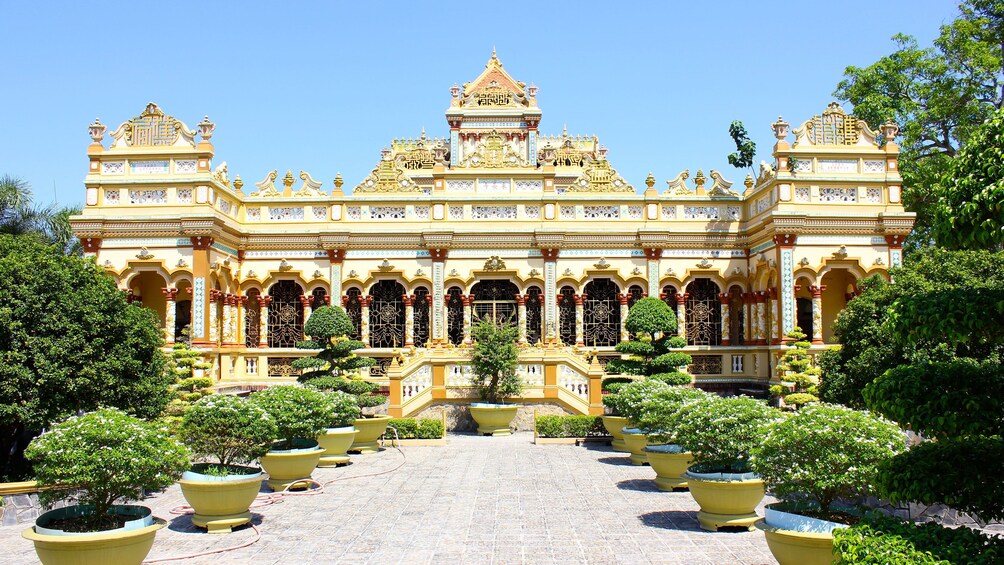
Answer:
top-left (833, 0), bottom-right (1004, 251)
top-left (0, 175), bottom-right (81, 255)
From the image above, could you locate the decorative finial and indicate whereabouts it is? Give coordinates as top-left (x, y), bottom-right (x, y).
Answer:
top-left (381, 147), bottom-right (392, 161)
top-left (597, 145), bottom-right (608, 159)
top-left (197, 115), bottom-right (215, 140)
top-left (880, 119), bottom-right (899, 141)
top-left (527, 82), bottom-right (538, 98)
top-left (562, 124), bottom-right (568, 138)
top-left (694, 169), bottom-right (706, 188)
top-left (282, 170), bottom-right (295, 188)
top-left (88, 118), bottom-right (106, 143)
top-left (233, 175), bottom-right (244, 192)
top-left (744, 174), bottom-right (754, 191)
top-left (645, 172), bottom-right (655, 189)
top-left (450, 83), bottom-right (461, 98)
top-left (771, 116), bottom-right (790, 140)
top-left (491, 46), bottom-right (497, 61)
top-left (334, 173), bottom-right (344, 189)
top-left (420, 127), bottom-right (426, 140)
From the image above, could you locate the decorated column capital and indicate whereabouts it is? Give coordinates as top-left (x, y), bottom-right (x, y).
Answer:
top-left (573, 294), bottom-right (586, 306)
top-left (429, 248), bottom-right (449, 261)
top-left (617, 293), bottom-right (630, 306)
top-left (675, 294), bottom-right (688, 305)
top-left (515, 294), bottom-right (527, 306)
top-left (884, 234), bottom-right (905, 249)
top-left (402, 294), bottom-right (415, 307)
top-left (643, 248), bottom-right (663, 260)
top-left (162, 287), bottom-right (179, 301)
top-left (540, 248), bottom-right (560, 261)
top-left (81, 237), bottom-right (102, 253)
top-left (190, 236), bottom-right (215, 250)
top-left (808, 285), bottom-right (826, 299)
top-left (772, 233), bottom-right (797, 248)
top-left (326, 249), bottom-right (347, 263)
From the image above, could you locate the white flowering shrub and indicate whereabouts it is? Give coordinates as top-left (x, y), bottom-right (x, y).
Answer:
top-left (181, 394), bottom-right (278, 469)
top-left (325, 390), bottom-right (361, 427)
top-left (25, 408), bottom-right (189, 530)
top-left (634, 387), bottom-right (711, 443)
top-left (249, 385), bottom-right (336, 449)
top-left (752, 403), bottom-right (905, 514)
top-left (672, 395), bottom-right (782, 473)
top-left (614, 379), bottom-right (671, 424)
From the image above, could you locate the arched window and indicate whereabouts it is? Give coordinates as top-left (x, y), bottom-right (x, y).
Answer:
top-left (174, 280), bottom-right (192, 340)
top-left (685, 278), bottom-right (722, 346)
top-left (627, 284), bottom-right (645, 308)
top-left (584, 278), bottom-right (621, 347)
top-left (310, 287), bottom-right (327, 311)
top-left (369, 280), bottom-right (406, 348)
top-left (413, 286), bottom-right (430, 346)
top-left (344, 288), bottom-right (362, 340)
top-left (446, 286), bottom-right (464, 345)
top-left (558, 286), bottom-right (576, 345)
top-left (245, 288), bottom-right (261, 347)
top-left (526, 286), bottom-right (542, 344)
top-left (728, 285), bottom-right (745, 345)
top-left (662, 285), bottom-right (678, 309)
top-left (471, 280), bottom-right (519, 325)
top-left (268, 280), bottom-right (304, 348)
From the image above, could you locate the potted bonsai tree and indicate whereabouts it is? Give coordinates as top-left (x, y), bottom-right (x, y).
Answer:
top-left (672, 395), bottom-right (782, 531)
top-left (314, 391), bottom-right (361, 467)
top-left (752, 403), bottom-right (904, 565)
top-left (770, 329), bottom-right (821, 409)
top-left (610, 379), bottom-right (673, 465)
top-left (177, 394), bottom-right (278, 533)
top-left (603, 297), bottom-right (692, 452)
top-left (249, 386), bottom-right (335, 490)
top-left (468, 318), bottom-right (523, 436)
top-left (634, 385), bottom-right (709, 490)
top-left (294, 305), bottom-right (390, 454)
top-left (22, 408), bottom-right (189, 565)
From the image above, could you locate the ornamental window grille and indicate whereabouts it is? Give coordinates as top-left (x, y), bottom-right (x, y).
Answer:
top-left (268, 281), bottom-right (304, 348)
top-left (689, 355), bottom-right (723, 375)
top-left (685, 279), bottom-right (722, 346)
top-left (369, 280), bottom-right (406, 348)
top-left (446, 286), bottom-right (464, 345)
top-left (344, 288), bottom-right (362, 340)
top-left (267, 357), bottom-right (301, 378)
top-left (526, 286), bottom-right (542, 344)
top-left (558, 286), bottom-right (576, 345)
top-left (413, 287), bottom-right (430, 346)
top-left (627, 285), bottom-right (644, 308)
top-left (729, 287), bottom-right (745, 345)
top-left (471, 280), bottom-right (518, 325)
top-left (662, 285), bottom-right (678, 310)
top-left (583, 278), bottom-right (621, 347)
top-left (245, 289), bottom-right (261, 348)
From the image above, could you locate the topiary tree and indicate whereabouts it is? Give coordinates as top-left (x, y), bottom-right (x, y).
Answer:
top-left (752, 404), bottom-right (904, 518)
top-left (161, 326), bottom-right (215, 429)
top-left (770, 328), bottom-right (822, 408)
top-left (293, 306), bottom-right (382, 409)
top-left (249, 386), bottom-right (336, 450)
top-left (0, 235), bottom-right (174, 481)
top-left (605, 297), bottom-right (692, 386)
top-left (469, 318), bottom-right (522, 405)
top-left (932, 106), bottom-right (1004, 250)
top-left (25, 408), bottom-right (190, 531)
top-left (672, 396), bottom-right (782, 473)
top-left (180, 394), bottom-right (278, 472)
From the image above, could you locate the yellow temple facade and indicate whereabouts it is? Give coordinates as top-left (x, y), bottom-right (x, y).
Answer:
top-left (72, 54), bottom-right (913, 419)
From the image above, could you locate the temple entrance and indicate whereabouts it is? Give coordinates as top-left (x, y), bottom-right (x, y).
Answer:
top-left (470, 280), bottom-right (518, 325)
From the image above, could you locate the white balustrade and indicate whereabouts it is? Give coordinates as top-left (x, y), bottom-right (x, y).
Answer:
top-left (402, 365), bottom-right (432, 400)
top-left (518, 364), bottom-right (545, 386)
top-left (559, 365), bottom-right (589, 399)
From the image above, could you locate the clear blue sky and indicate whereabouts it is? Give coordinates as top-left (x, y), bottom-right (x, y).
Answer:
top-left (2, 1), bottom-right (958, 207)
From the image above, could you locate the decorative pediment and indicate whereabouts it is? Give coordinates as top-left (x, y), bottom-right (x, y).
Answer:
top-left (354, 152), bottom-right (421, 193)
top-left (792, 102), bottom-right (878, 147)
top-left (707, 170), bottom-right (736, 197)
top-left (569, 159), bottom-right (633, 193)
top-left (249, 170), bottom-right (281, 198)
top-left (294, 170), bottom-right (326, 197)
top-left (109, 103), bottom-right (197, 149)
top-left (458, 50), bottom-right (528, 109)
top-left (483, 256), bottom-right (506, 271)
top-left (665, 170), bottom-right (691, 195)
top-left (459, 130), bottom-right (529, 168)
top-left (212, 162), bottom-right (230, 187)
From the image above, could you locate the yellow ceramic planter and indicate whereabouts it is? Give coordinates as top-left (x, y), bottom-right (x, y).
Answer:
top-left (178, 466), bottom-right (263, 533)
top-left (684, 468), bottom-right (765, 531)
top-left (23, 505), bottom-right (165, 565)
top-left (350, 415), bottom-right (392, 453)
top-left (621, 428), bottom-right (652, 465)
top-left (601, 416), bottom-right (630, 452)
top-left (756, 504), bottom-right (845, 564)
top-left (259, 442), bottom-right (324, 490)
top-left (316, 427), bottom-right (357, 466)
top-left (644, 445), bottom-right (692, 490)
top-left (470, 404), bottom-right (519, 436)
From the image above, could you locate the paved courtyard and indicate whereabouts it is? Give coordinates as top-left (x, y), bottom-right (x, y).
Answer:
top-left (1, 433), bottom-right (776, 564)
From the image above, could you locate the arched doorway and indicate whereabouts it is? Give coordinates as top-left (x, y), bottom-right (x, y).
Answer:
top-left (174, 279), bottom-right (192, 340)
top-left (129, 271), bottom-right (168, 330)
top-left (583, 278), bottom-right (620, 347)
top-left (470, 280), bottom-right (519, 325)
top-left (369, 280), bottom-right (406, 348)
top-left (446, 286), bottom-right (464, 345)
top-left (268, 280), bottom-right (304, 348)
top-left (558, 286), bottom-right (576, 345)
top-left (821, 269), bottom-right (858, 343)
top-left (685, 278), bottom-right (722, 346)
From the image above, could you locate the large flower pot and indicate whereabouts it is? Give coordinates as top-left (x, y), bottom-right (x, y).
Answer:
top-left (684, 466), bottom-right (765, 531)
top-left (621, 427), bottom-right (652, 465)
top-left (756, 504), bottom-right (846, 565)
top-left (601, 415), bottom-right (630, 452)
top-left (350, 415), bottom-right (392, 454)
top-left (470, 403), bottom-right (519, 436)
top-left (259, 440), bottom-right (324, 491)
top-left (178, 464), bottom-right (263, 533)
top-left (316, 426), bottom-right (357, 466)
top-left (644, 444), bottom-right (693, 490)
top-left (22, 505), bottom-right (165, 565)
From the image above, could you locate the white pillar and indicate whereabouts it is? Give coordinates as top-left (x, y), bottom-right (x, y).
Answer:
top-left (517, 295), bottom-right (527, 344)
top-left (574, 294), bottom-right (585, 347)
top-left (259, 297), bottom-right (270, 347)
top-left (361, 297), bottom-right (371, 346)
top-left (676, 295), bottom-right (687, 341)
top-left (462, 295), bottom-right (473, 345)
top-left (618, 294), bottom-right (630, 342)
top-left (404, 295), bottom-right (415, 347)
top-left (162, 287), bottom-right (177, 345)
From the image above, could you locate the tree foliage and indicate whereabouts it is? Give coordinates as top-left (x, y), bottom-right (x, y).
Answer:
top-left (772, 328), bottom-right (822, 407)
top-left (833, 1), bottom-right (1004, 250)
top-left (180, 394), bottom-right (277, 469)
top-left (726, 120), bottom-right (757, 175)
top-left (0, 175), bottom-right (81, 255)
top-left (671, 396), bottom-right (781, 473)
top-left (606, 297), bottom-right (692, 386)
top-left (469, 318), bottom-right (522, 404)
top-left (248, 386), bottom-right (335, 449)
top-left (933, 106), bottom-right (1004, 249)
top-left (0, 235), bottom-right (174, 481)
top-left (293, 306), bottom-right (381, 408)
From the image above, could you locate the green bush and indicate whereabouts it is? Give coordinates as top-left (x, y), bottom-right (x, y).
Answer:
top-left (751, 404), bottom-right (904, 514)
top-left (25, 408), bottom-right (189, 531)
top-left (672, 395), bottom-right (781, 473)
top-left (385, 418), bottom-right (444, 439)
top-left (632, 387), bottom-right (710, 443)
top-left (601, 377), bottom-right (633, 391)
top-left (833, 514), bottom-right (1004, 564)
top-left (181, 394), bottom-right (277, 469)
top-left (615, 380), bottom-right (672, 424)
top-left (469, 318), bottom-right (522, 404)
top-left (535, 415), bottom-right (604, 438)
top-left (324, 390), bottom-right (361, 427)
top-left (249, 386), bottom-right (335, 449)
top-left (176, 377), bottom-right (213, 392)
top-left (604, 382), bottom-right (627, 394)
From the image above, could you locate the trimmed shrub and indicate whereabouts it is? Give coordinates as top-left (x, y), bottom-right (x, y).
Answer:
top-left (385, 418), bottom-right (444, 439)
top-left (535, 415), bottom-right (605, 438)
top-left (833, 514), bottom-right (1004, 564)
top-left (249, 386), bottom-right (335, 449)
top-left (672, 395), bottom-right (782, 473)
top-left (324, 390), bottom-right (361, 427)
top-left (601, 377), bottom-right (633, 392)
top-left (181, 394), bottom-right (277, 469)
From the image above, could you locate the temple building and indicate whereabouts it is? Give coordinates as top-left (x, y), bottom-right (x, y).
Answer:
top-left (71, 53), bottom-right (914, 419)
